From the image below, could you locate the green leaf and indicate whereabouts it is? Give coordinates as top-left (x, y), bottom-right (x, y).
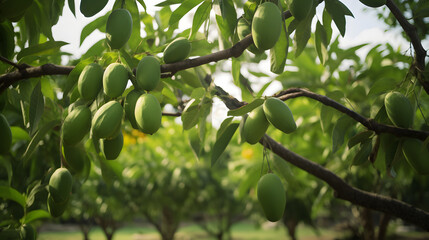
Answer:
top-left (80, 13), bottom-right (109, 46)
top-left (156, 0), bottom-right (183, 6)
top-left (181, 99), bottom-right (200, 130)
top-left (119, 49), bottom-right (139, 70)
top-left (322, 9), bottom-right (333, 44)
top-left (232, 58), bottom-right (241, 86)
top-left (351, 141), bottom-right (372, 166)
top-left (68, 0), bottom-right (76, 17)
top-left (348, 130), bottom-right (374, 149)
top-left (190, 0), bottom-right (211, 40)
top-left (11, 126), bottom-right (31, 143)
top-left (219, 0), bottom-right (237, 37)
top-left (255, 81), bottom-right (273, 98)
top-left (270, 21), bottom-right (288, 74)
top-left (99, 157), bottom-right (124, 186)
top-left (227, 98), bottom-right (264, 116)
top-left (325, 0), bottom-right (351, 37)
top-left (169, 0), bottom-right (204, 26)
top-left (22, 120), bottom-right (61, 164)
top-left (63, 57), bottom-right (95, 96)
top-left (0, 186), bottom-right (26, 207)
top-left (315, 21), bottom-right (329, 65)
top-left (136, 0), bottom-right (147, 10)
top-left (293, 12), bottom-right (313, 57)
top-left (216, 117), bottom-right (234, 139)
top-left (320, 105), bottom-right (334, 133)
top-left (29, 81), bottom-right (44, 136)
top-left (0, 158), bottom-right (13, 185)
top-left (332, 115), bottom-right (355, 153)
top-left (17, 41), bottom-right (69, 60)
top-left (211, 122), bottom-right (239, 166)
top-left (23, 210), bottom-right (51, 224)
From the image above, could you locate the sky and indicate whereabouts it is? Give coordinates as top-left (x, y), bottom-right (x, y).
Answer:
top-left (51, 0), bottom-right (414, 127)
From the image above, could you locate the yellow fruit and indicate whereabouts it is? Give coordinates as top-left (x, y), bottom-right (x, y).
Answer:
top-left (80, 0), bottom-right (108, 17)
top-left (402, 138), bottom-right (429, 175)
top-left (0, 113), bottom-right (12, 154)
top-left (359, 0), bottom-right (385, 8)
top-left (91, 101), bottom-right (123, 139)
top-left (251, 2), bottom-right (282, 50)
top-left (384, 92), bottom-right (414, 128)
top-left (257, 173), bottom-right (286, 222)
top-left (78, 63), bottom-right (103, 101)
top-left (101, 131), bottom-right (123, 160)
top-left (63, 143), bottom-right (87, 174)
top-left (61, 106), bottom-right (91, 146)
top-left (124, 89), bottom-right (141, 130)
top-left (47, 194), bottom-right (68, 218)
top-left (106, 9), bottom-right (133, 49)
top-left (289, 0), bottom-right (313, 21)
top-left (163, 37), bottom-right (192, 63)
top-left (136, 56), bottom-right (161, 91)
top-left (103, 63), bottom-right (129, 98)
top-left (134, 94), bottom-right (162, 135)
top-left (263, 98), bottom-right (297, 134)
top-left (48, 168), bottom-right (73, 204)
top-left (243, 106), bottom-right (269, 144)
top-left (237, 18), bottom-right (264, 55)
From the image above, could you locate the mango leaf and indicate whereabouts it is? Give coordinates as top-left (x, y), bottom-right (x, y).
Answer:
top-left (29, 81), bottom-right (44, 136)
top-left (156, 0), bottom-right (183, 6)
top-left (23, 210), bottom-right (51, 224)
top-left (22, 120), bottom-right (61, 164)
top-left (348, 130), bottom-right (374, 149)
top-left (351, 141), bottom-right (372, 166)
top-left (227, 98), bottom-right (264, 116)
top-left (219, 0), bottom-right (237, 37)
top-left (0, 186), bottom-right (26, 207)
top-left (17, 41), bottom-right (69, 60)
top-left (322, 9), bottom-right (333, 44)
top-left (68, 0), bottom-right (76, 17)
top-left (0, 158), bottom-right (13, 185)
top-left (270, 20), bottom-right (288, 74)
top-left (190, 0), bottom-right (212, 40)
top-left (11, 126), bottom-right (31, 143)
top-left (99, 158), bottom-right (124, 186)
top-left (187, 127), bottom-right (202, 159)
top-left (136, 0), bottom-right (146, 10)
top-left (211, 122), bottom-right (239, 166)
top-left (119, 48), bottom-right (139, 70)
top-left (320, 105), bottom-right (334, 133)
top-left (216, 117), bottom-right (234, 139)
top-left (293, 11), bottom-right (313, 57)
top-left (232, 58), bottom-right (240, 86)
top-left (181, 99), bottom-right (200, 130)
top-left (237, 115), bottom-right (247, 144)
top-left (332, 115), bottom-right (355, 153)
top-left (255, 81), bottom-right (273, 98)
top-left (315, 21), bottom-right (329, 65)
top-left (169, 0), bottom-right (204, 26)
top-left (325, 0), bottom-right (353, 37)
top-left (80, 13), bottom-right (109, 45)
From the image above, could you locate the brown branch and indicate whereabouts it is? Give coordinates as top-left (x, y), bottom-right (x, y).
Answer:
top-left (385, 0), bottom-right (428, 94)
top-left (275, 88), bottom-right (429, 140)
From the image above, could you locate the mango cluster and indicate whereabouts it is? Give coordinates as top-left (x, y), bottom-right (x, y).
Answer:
top-left (243, 98), bottom-right (296, 144)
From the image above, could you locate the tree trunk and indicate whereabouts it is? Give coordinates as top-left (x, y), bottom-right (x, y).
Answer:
top-left (361, 208), bottom-right (375, 240)
top-left (377, 213), bottom-right (391, 240)
top-left (78, 223), bottom-right (91, 240)
top-left (285, 220), bottom-right (298, 240)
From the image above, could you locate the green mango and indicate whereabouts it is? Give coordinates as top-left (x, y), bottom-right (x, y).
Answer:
top-left (101, 131), bottom-right (123, 160)
top-left (47, 194), bottom-right (68, 218)
top-left (106, 9), bottom-right (132, 49)
top-left (263, 98), bottom-right (297, 134)
top-left (80, 0), bottom-right (108, 17)
top-left (257, 173), bottom-right (286, 222)
top-left (251, 2), bottom-right (282, 50)
top-left (163, 37), bottom-right (192, 63)
top-left (384, 91), bottom-right (414, 128)
top-left (288, 0), bottom-right (313, 21)
top-left (124, 89), bottom-right (141, 130)
top-left (61, 105), bottom-right (91, 146)
top-left (243, 106), bottom-right (269, 144)
top-left (237, 18), bottom-right (264, 55)
top-left (136, 56), bottom-right (161, 91)
top-left (91, 101), bottom-right (123, 139)
top-left (48, 168), bottom-right (73, 204)
top-left (63, 143), bottom-right (87, 174)
top-left (20, 224), bottom-right (36, 240)
top-left (359, 0), bottom-right (385, 8)
top-left (0, 113), bottom-right (12, 154)
top-left (402, 138), bottom-right (429, 175)
top-left (78, 63), bottom-right (103, 101)
top-left (103, 63), bottom-right (129, 98)
top-left (135, 93), bottom-right (162, 135)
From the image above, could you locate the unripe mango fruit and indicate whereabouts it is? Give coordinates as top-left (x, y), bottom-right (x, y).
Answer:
top-left (136, 56), bottom-right (161, 91)
top-left (80, 0), bottom-right (108, 17)
top-left (288, 0), bottom-right (313, 21)
top-left (63, 143), bottom-right (87, 174)
top-left (78, 63), bottom-right (103, 101)
top-left (243, 106), bottom-right (270, 144)
top-left (124, 89), bottom-right (141, 130)
top-left (135, 94), bottom-right (162, 135)
top-left (0, 113), bottom-right (12, 154)
top-left (103, 63), bottom-right (129, 98)
top-left (106, 9), bottom-right (132, 49)
top-left (61, 106), bottom-right (91, 146)
top-left (384, 91), bottom-right (414, 128)
top-left (237, 18), bottom-right (264, 55)
top-left (359, 0), bottom-right (385, 8)
top-left (402, 138), bottom-right (429, 175)
top-left (101, 131), bottom-right (123, 160)
top-left (263, 98), bottom-right (297, 134)
top-left (251, 2), bottom-right (282, 50)
top-left (163, 37), bottom-right (192, 63)
top-left (48, 168), bottom-right (73, 204)
top-left (257, 173), bottom-right (286, 222)
top-left (47, 194), bottom-right (68, 218)
top-left (92, 101), bottom-right (123, 139)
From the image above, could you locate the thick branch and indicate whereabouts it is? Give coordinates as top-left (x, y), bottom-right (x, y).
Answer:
top-left (385, 0), bottom-right (428, 94)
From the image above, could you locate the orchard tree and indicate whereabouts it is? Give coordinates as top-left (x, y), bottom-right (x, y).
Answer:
top-left (0, 0), bottom-right (429, 240)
